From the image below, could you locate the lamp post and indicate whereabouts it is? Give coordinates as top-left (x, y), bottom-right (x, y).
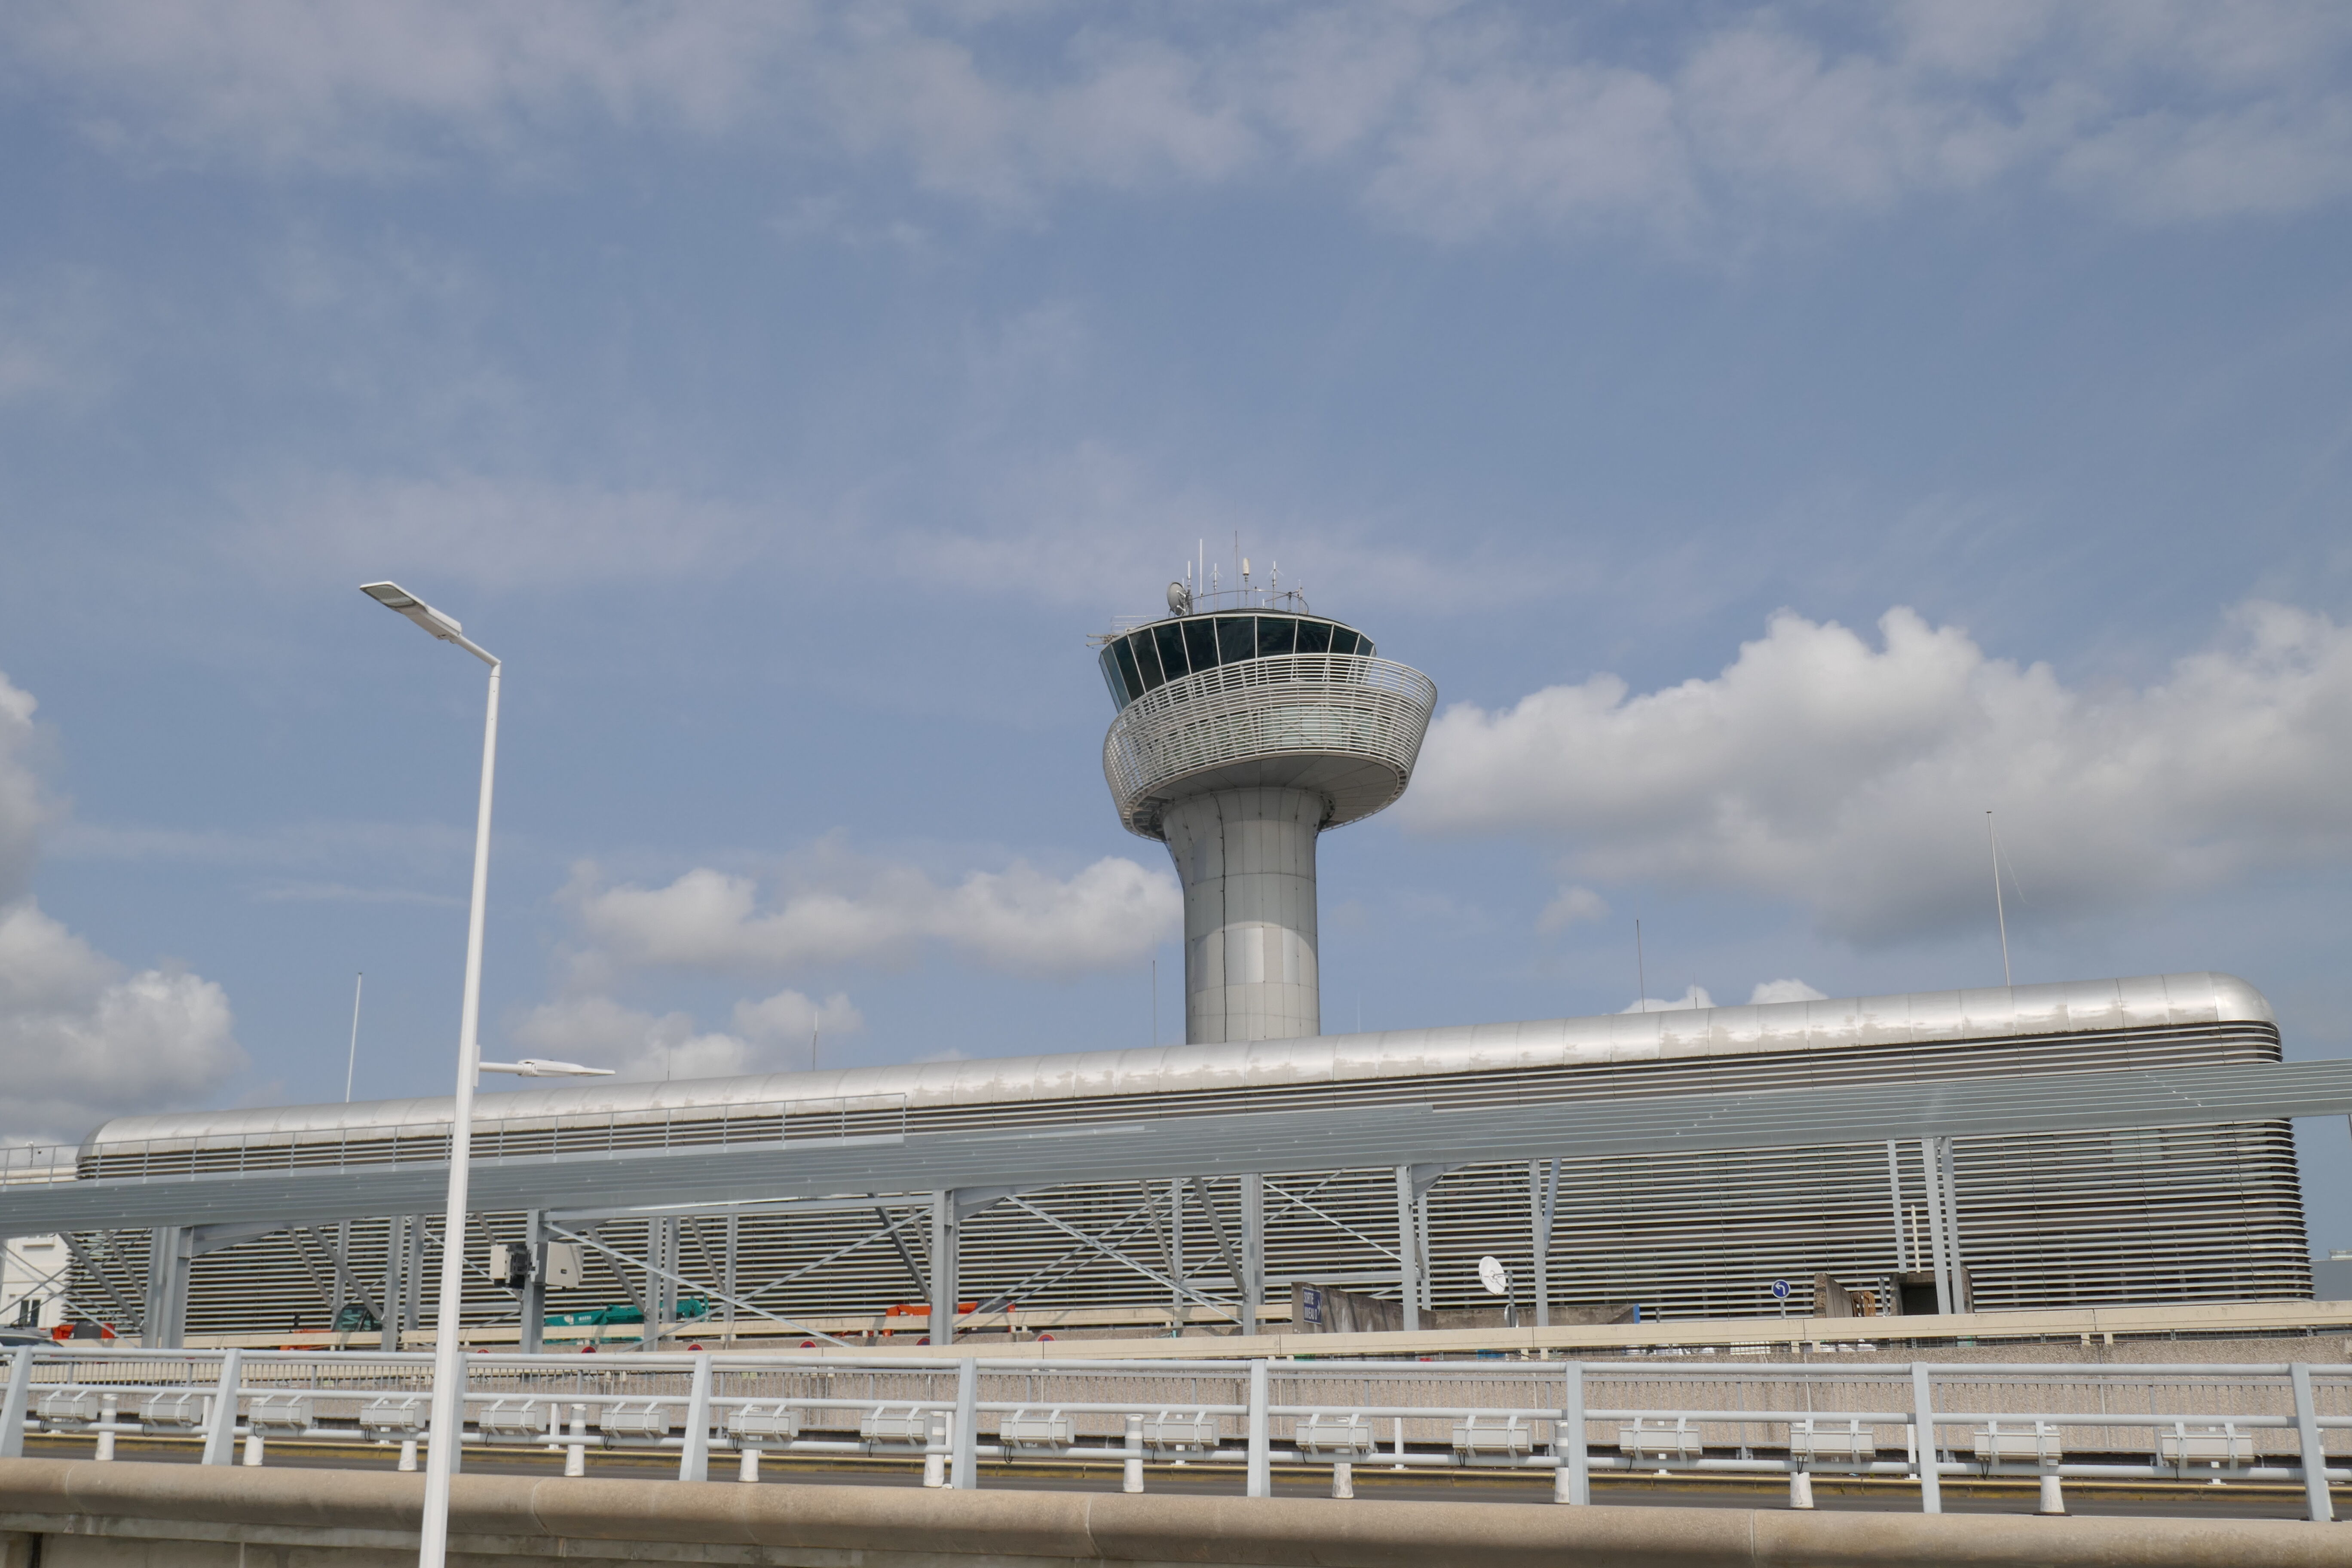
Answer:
top-left (358, 582), bottom-right (498, 1568)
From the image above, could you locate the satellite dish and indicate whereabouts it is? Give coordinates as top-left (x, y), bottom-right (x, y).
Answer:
top-left (1477, 1255), bottom-right (1511, 1296)
top-left (1167, 580), bottom-right (1191, 615)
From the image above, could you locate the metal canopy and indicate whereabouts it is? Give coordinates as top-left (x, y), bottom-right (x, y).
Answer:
top-left (8, 1056), bottom-right (2350, 1240)
top-left (83, 971), bottom-right (2272, 1150)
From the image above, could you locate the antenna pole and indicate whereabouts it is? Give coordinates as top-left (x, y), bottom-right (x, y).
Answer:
top-left (811, 1016), bottom-right (820, 1075)
top-left (344, 972), bottom-right (363, 1103)
top-left (1635, 919), bottom-right (1648, 1014)
top-left (1987, 811), bottom-right (2011, 987)
top-left (1151, 956), bottom-right (1158, 1046)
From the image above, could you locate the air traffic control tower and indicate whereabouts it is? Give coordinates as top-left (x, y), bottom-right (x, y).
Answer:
top-left (1094, 573), bottom-right (1436, 1044)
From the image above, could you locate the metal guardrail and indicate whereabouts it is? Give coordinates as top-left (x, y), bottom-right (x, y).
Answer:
top-left (0, 1347), bottom-right (2343, 1519)
top-left (0, 1095), bottom-right (908, 1187)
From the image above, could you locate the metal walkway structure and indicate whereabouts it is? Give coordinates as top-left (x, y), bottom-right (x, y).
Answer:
top-left (2, 973), bottom-right (2336, 1352)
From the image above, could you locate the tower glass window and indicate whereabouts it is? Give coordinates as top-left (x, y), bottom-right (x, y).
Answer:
top-left (1182, 617), bottom-right (1219, 673)
top-left (1216, 616), bottom-right (1256, 664)
top-left (1152, 621), bottom-right (1189, 684)
top-left (1098, 614), bottom-right (1383, 712)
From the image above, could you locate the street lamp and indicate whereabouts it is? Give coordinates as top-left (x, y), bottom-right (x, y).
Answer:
top-left (361, 584), bottom-right (615, 1562)
top-left (358, 581), bottom-right (499, 1568)
top-left (478, 1058), bottom-right (616, 1078)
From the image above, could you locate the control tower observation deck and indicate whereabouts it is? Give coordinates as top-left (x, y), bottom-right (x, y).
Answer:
top-left (1093, 578), bottom-right (1436, 1045)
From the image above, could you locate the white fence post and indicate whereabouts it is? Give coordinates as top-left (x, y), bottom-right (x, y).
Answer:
top-left (1555, 1362), bottom-right (1588, 1504)
top-left (678, 1353), bottom-right (712, 1482)
top-left (950, 1359), bottom-right (979, 1490)
top-left (1910, 1363), bottom-right (1941, 1514)
top-left (924, 1409), bottom-right (948, 1488)
top-left (0, 1350), bottom-right (31, 1459)
top-left (200, 1349), bottom-right (242, 1467)
top-left (2291, 1363), bottom-right (2334, 1524)
top-left (1246, 1361), bottom-right (1271, 1498)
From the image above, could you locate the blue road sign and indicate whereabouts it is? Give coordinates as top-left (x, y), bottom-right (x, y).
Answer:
top-left (1770, 1279), bottom-right (1790, 1300)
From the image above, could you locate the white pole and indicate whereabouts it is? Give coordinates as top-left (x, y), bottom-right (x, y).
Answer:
top-left (344, 972), bottom-right (364, 1103)
top-left (1986, 812), bottom-right (2010, 987)
top-left (1635, 920), bottom-right (1647, 1012)
top-left (419, 646), bottom-right (499, 1568)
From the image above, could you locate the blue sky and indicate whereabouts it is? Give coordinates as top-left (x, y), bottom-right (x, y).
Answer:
top-left (3, 3), bottom-right (2351, 1243)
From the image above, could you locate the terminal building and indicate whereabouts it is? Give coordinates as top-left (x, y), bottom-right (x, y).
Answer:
top-left (40, 581), bottom-right (2320, 1341)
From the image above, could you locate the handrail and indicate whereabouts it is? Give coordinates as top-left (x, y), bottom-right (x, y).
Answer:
top-left (0, 1344), bottom-right (2340, 1520)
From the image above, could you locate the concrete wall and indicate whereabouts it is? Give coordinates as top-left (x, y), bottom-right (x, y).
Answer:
top-left (0, 1458), bottom-right (2345, 1568)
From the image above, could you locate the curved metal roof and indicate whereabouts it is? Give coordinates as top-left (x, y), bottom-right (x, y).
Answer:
top-left (83, 971), bottom-right (2270, 1151)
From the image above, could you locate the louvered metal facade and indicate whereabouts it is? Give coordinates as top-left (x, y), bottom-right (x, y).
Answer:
top-left (56, 974), bottom-right (2312, 1338)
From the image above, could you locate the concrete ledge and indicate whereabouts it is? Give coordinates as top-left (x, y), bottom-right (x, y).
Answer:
top-left (793, 1298), bottom-right (2352, 1361)
top-left (0, 1459), bottom-right (2343, 1567)
top-left (178, 1296), bottom-right (2352, 1358)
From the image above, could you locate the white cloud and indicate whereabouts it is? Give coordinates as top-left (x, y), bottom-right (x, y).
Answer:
top-left (564, 850), bottom-right (1179, 981)
top-left (1613, 980), bottom-right (1828, 1013)
top-left (0, 677), bottom-right (46, 900)
top-left (240, 470), bottom-right (761, 590)
top-left (1621, 984), bottom-right (1714, 1014)
top-left (0, 901), bottom-right (245, 1142)
top-left (1537, 885), bottom-right (1608, 932)
top-left (1406, 600), bottom-right (2352, 943)
top-left (509, 986), bottom-right (861, 1084)
top-left (895, 442), bottom-right (1575, 620)
top-left (0, 668), bottom-right (245, 1141)
top-left (7, 0), bottom-right (795, 175)
top-left (14, 3), bottom-right (2352, 237)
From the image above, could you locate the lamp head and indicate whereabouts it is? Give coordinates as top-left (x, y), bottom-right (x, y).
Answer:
top-left (478, 1058), bottom-right (616, 1078)
top-left (360, 581), bottom-right (464, 642)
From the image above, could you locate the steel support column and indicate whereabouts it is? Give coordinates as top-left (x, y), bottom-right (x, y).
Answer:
top-left (379, 1216), bottom-right (406, 1351)
top-left (403, 1213), bottom-right (426, 1340)
top-left (723, 1210), bottom-right (740, 1350)
top-left (1886, 1142), bottom-right (1906, 1276)
top-left (1393, 1168), bottom-right (1418, 1333)
top-left (1936, 1136), bottom-right (1967, 1312)
top-left (518, 1210), bottom-right (546, 1355)
top-left (642, 1217), bottom-right (677, 1349)
top-left (1530, 1158), bottom-right (1558, 1329)
top-left (1920, 1141), bottom-right (1954, 1314)
top-left (1167, 1179), bottom-right (1185, 1330)
top-left (1238, 1173), bottom-right (1265, 1337)
top-left (142, 1225), bottom-right (190, 1349)
top-left (928, 1191), bottom-right (958, 1343)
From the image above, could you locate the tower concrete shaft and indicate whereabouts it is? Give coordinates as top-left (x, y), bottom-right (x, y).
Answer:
top-left (1164, 787), bottom-right (1322, 1044)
